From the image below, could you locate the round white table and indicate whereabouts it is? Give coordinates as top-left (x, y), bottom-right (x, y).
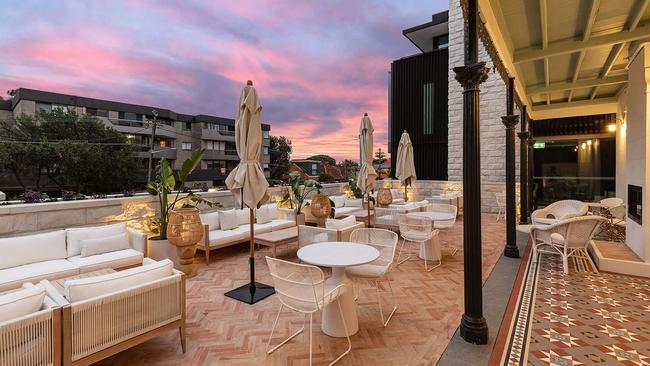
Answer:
top-left (297, 242), bottom-right (379, 338)
top-left (407, 211), bottom-right (455, 260)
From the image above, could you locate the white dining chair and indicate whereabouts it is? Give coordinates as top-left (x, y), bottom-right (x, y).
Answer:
top-left (346, 228), bottom-right (399, 327)
top-left (395, 214), bottom-right (440, 272)
top-left (428, 203), bottom-right (459, 255)
top-left (495, 192), bottom-right (506, 222)
top-left (530, 216), bottom-right (605, 274)
top-left (265, 257), bottom-right (351, 366)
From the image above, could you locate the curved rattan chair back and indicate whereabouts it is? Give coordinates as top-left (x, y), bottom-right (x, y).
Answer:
top-left (266, 257), bottom-right (325, 313)
top-left (600, 197), bottom-right (624, 207)
top-left (349, 228), bottom-right (399, 268)
top-left (546, 200), bottom-right (589, 220)
top-left (563, 216), bottom-right (606, 248)
top-left (609, 205), bottom-right (626, 221)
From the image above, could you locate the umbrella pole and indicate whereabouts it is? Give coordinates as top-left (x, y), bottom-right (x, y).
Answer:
top-left (224, 188), bottom-right (275, 305)
top-left (367, 192), bottom-right (372, 228)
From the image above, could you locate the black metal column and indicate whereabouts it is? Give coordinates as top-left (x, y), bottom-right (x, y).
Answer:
top-left (517, 105), bottom-right (529, 224)
top-left (453, 0), bottom-right (489, 345)
top-left (502, 77), bottom-right (519, 258)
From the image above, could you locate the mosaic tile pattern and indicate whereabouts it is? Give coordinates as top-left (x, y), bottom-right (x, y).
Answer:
top-left (503, 253), bottom-right (650, 366)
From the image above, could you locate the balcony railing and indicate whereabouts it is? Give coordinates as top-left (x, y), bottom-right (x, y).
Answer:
top-left (109, 118), bottom-right (144, 128)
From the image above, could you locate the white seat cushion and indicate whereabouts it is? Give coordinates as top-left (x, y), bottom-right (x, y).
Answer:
top-left (67, 249), bottom-right (144, 273)
top-left (346, 263), bottom-right (387, 278)
top-left (344, 198), bottom-right (363, 207)
top-left (401, 230), bottom-right (431, 242)
top-left (66, 222), bottom-right (127, 257)
top-left (326, 215), bottom-right (357, 230)
top-left (64, 259), bottom-right (173, 302)
top-left (0, 284), bottom-right (46, 323)
top-left (0, 260), bottom-right (79, 292)
top-left (334, 207), bottom-right (362, 218)
top-left (0, 230), bottom-right (68, 270)
top-left (271, 219), bottom-right (295, 231)
top-left (208, 230), bottom-right (246, 248)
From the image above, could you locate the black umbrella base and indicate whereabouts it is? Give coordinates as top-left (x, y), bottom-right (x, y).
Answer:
top-left (225, 282), bottom-right (275, 304)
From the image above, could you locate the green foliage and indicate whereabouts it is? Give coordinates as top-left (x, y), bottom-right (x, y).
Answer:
top-left (373, 148), bottom-right (387, 166)
top-left (0, 109), bottom-right (142, 193)
top-left (146, 149), bottom-right (217, 239)
top-left (307, 154), bottom-right (336, 166)
top-left (348, 173), bottom-right (364, 199)
top-left (279, 171), bottom-right (322, 215)
top-left (318, 172), bottom-right (336, 183)
top-left (269, 135), bottom-right (292, 180)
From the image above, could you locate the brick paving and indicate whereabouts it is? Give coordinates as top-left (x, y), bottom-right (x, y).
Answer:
top-left (97, 214), bottom-right (506, 365)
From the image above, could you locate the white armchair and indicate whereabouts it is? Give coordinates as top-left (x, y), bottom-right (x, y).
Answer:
top-left (0, 283), bottom-right (61, 366)
top-left (530, 216), bottom-right (605, 274)
top-left (531, 200), bottom-right (588, 225)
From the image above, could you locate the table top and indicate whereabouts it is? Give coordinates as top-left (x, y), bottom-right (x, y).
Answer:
top-left (297, 242), bottom-right (379, 268)
top-left (408, 211), bottom-right (455, 221)
top-left (255, 226), bottom-right (298, 242)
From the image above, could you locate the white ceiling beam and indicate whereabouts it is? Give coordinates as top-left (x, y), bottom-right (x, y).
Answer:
top-left (513, 23), bottom-right (650, 63)
top-left (539, 0), bottom-right (550, 104)
top-left (569, 0), bottom-right (600, 103)
top-left (530, 97), bottom-right (618, 119)
top-left (527, 75), bottom-right (628, 95)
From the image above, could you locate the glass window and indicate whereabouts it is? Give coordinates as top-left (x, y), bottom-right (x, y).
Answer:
top-left (86, 108), bottom-right (108, 117)
top-left (264, 163), bottom-right (269, 169)
top-left (433, 34), bottom-right (449, 49)
top-left (52, 104), bottom-right (68, 112)
top-left (207, 160), bottom-right (226, 174)
top-left (119, 112), bottom-right (142, 121)
top-left (263, 147), bottom-right (269, 155)
top-left (311, 163), bottom-right (318, 175)
top-left (205, 141), bottom-right (225, 151)
top-left (36, 102), bottom-right (51, 112)
top-left (263, 130), bottom-right (270, 138)
top-left (183, 122), bottom-right (191, 130)
top-left (181, 142), bottom-right (192, 151)
top-left (159, 139), bottom-right (172, 148)
top-left (423, 82), bottom-right (434, 135)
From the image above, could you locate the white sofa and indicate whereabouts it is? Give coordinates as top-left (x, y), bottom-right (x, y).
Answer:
top-left (0, 222), bottom-right (146, 292)
top-left (200, 203), bottom-right (296, 263)
top-left (0, 282), bottom-right (61, 366)
top-left (42, 258), bottom-right (185, 366)
top-left (304, 195), bottom-right (364, 224)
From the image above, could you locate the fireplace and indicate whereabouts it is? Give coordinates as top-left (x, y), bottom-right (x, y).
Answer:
top-left (628, 184), bottom-right (642, 225)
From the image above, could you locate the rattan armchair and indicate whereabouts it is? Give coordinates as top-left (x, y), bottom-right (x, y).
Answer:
top-left (531, 200), bottom-right (588, 225)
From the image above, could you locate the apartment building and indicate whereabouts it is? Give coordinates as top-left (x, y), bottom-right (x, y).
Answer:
top-left (1, 88), bottom-right (271, 186)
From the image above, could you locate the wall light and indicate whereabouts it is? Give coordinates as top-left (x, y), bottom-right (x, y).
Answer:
top-left (587, 139), bottom-right (592, 145)
top-left (607, 124), bottom-right (616, 132)
top-left (581, 142), bottom-right (587, 150)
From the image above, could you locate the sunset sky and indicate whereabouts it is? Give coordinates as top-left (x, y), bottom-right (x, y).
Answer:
top-left (0, 1), bottom-right (447, 161)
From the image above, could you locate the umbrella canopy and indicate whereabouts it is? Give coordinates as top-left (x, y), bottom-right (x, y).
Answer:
top-left (395, 131), bottom-right (416, 187)
top-left (225, 83), bottom-right (269, 209)
top-left (358, 113), bottom-right (377, 194)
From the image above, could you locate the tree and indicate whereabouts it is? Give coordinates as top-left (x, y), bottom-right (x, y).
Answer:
top-left (307, 154), bottom-right (336, 166)
top-left (373, 148), bottom-right (387, 166)
top-left (337, 159), bottom-right (359, 180)
top-left (0, 108), bottom-right (143, 194)
top-left (269, 135), bottom-right (292, 180)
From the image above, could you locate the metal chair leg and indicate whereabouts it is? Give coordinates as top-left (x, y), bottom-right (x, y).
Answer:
top-left (396, 238), bottom-right (411, 265)
top-left (376, 277), bottom-right (398, 327)
top-left (422, 242), bottom-right (441, 272)
top-left (267, 305), bottom-right (306, 355)
top-left (328, 298), bottom-right (352, 365)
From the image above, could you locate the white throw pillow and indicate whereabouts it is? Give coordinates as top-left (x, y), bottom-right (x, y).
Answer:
top-left (66, 222), bottom-right (127, 258)
top-left (0, 284), bottom-right (45, 323)
top-left (79, 233), bottom-right (130, 258)
top-left (64, 259), bottom-right (173, 302)
top-left (237, 209), bottom-right (250, 226)
top-left (266, 203), bottom-right (279, 220)
top-left (256, 205), bottom-right (273, 224)
top-left (333, 195), bottom-right (346, 208)
top-left (200, 211), bottom-right (220, 231)
top-left (0, 230), bottom-right (67, 270)
top-left (344, 199), bottom-right (363, 208)
top-left (325, 215), bottom-right (357, 230)
top-left (220, 209), bottom-right (240, 230)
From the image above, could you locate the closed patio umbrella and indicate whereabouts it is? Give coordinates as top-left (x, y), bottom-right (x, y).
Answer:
top-left (359, 113), bottom-right (377, 226)
top-left (224, 80), bottom-right (274, 304)
top-left (396, 130), bottom-right (416, 201)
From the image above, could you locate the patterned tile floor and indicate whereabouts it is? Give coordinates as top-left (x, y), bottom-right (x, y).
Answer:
top-left (501, 251), bottom-right (650, 366)
top-left (95, 214), bottom-right (506, 365)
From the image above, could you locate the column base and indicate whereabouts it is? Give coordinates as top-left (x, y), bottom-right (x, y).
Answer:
top-left (504, 245), bottom-right (520, 258)
top-left (460, 314), bottom-right (489, 344)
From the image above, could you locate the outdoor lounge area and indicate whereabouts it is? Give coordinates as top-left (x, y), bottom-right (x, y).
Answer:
top-left (4, 0), bottom-right (650, 365)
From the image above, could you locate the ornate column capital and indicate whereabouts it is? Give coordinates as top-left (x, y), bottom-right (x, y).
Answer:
top-left (517, 131), bottom-right (530, 140)
top-left (453, 62), bottom-right (489, 89)
top-left (501, 115), bottom-right (519, 129)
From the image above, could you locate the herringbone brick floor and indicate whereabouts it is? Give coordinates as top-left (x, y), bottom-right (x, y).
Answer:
top-left (97, 213), bottom-right (505, 366)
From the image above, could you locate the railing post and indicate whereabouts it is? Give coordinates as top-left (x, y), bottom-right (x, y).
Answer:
top-left (502, 78), bottom-right (519, 258)
top-left (517, 105), bottom-right (529, 224)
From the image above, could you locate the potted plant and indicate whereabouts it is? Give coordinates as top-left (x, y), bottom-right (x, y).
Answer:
top-left (280, 172), bottom-right (328, 225)
top-left (146, 149), bottom-right (216, 274)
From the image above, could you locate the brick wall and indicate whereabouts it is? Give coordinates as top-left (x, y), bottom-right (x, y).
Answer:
top-left (447, 0), bottom-right (520, 212)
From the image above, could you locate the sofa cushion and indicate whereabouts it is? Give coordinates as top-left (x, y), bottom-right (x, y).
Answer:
top-left (257, 205), bottom-right (274, 224)
top-left (326, 215), bottom-right (357, 230)
top-left (0, 260), bottom-right (79, 292)
top-left (200, 211), bottom-right (220, 231)
top-left (271, 219), bottom-right (295, 231)
top-left (237, 209), bottom-right (250, 225)
top-left (208, 229), bottom-right (246, 248)
top-left (66, 222), bottom-right (127, 258)
top-left (67, 249), bottom-right (144, 273)
top-left (219, 209), bottom-right (239, 230)
top-left (0, 230), bottom-right (67, 270)
top-left (0, 284), bottom-right (46, 323)
top-left (332, 195), bottom-right (346, 208)
top-left (64, 259), bottom-right (173, 302)
top-left (80, 233), bottom-right (130, 258)
top-left (334, 206), bottom-right (362, 218)
top-left (344, 199), bottom-right (363, 207)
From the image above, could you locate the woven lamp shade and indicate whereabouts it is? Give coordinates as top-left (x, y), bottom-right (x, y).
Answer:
top-left (310, 194), bottom-right (332, 227)
top-left (376, 188), bottom-right (392, 207)
top-left (167, 207), bottom-right (203, 247)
